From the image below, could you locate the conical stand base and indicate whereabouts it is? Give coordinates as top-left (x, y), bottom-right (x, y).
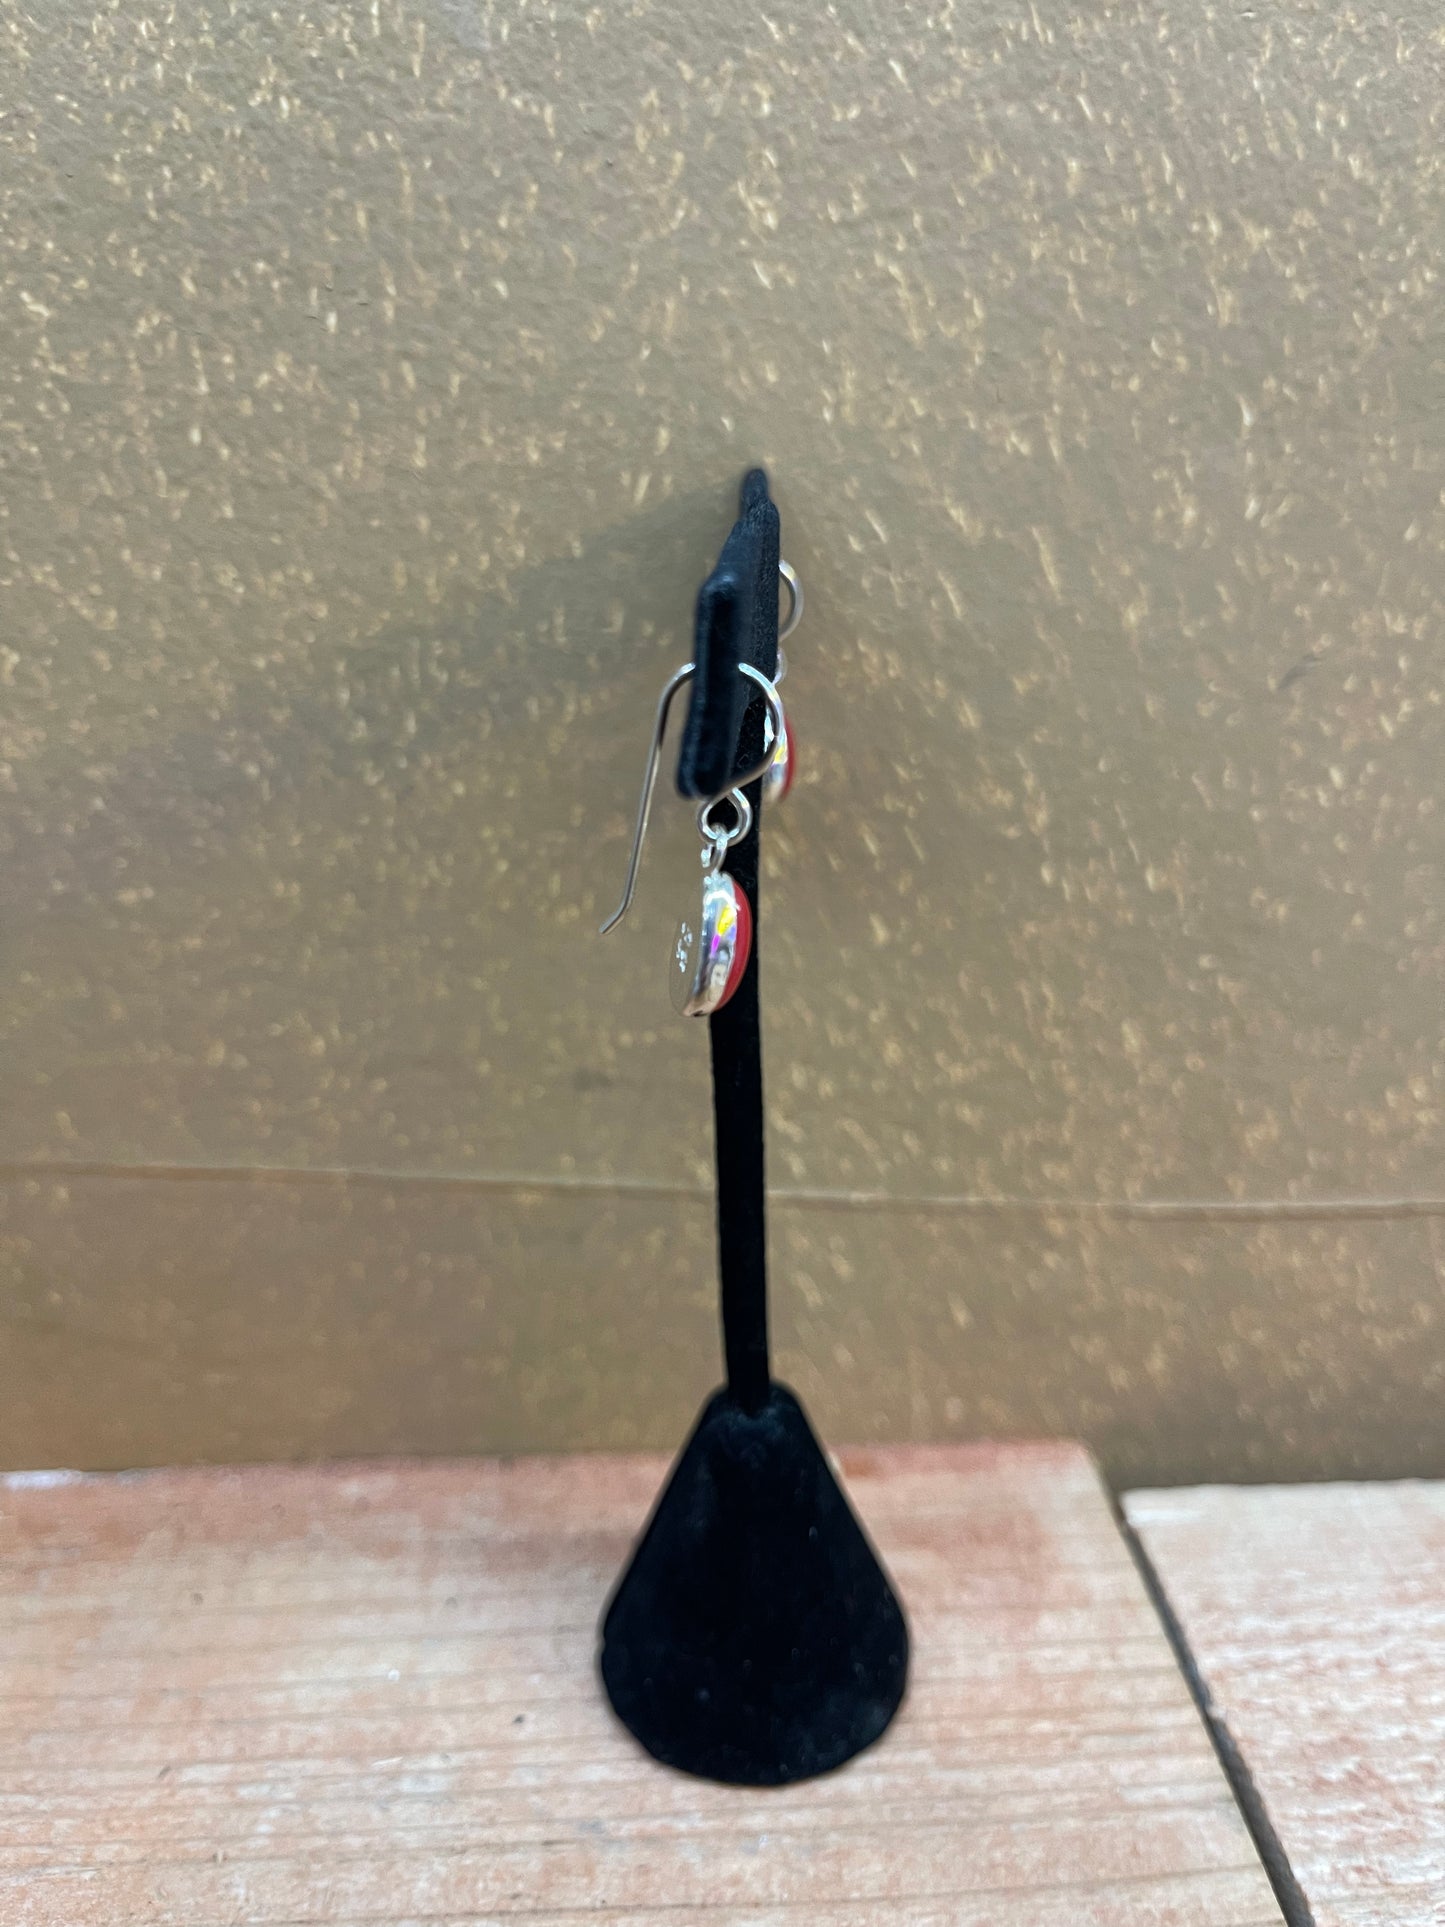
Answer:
top-left (599, 1384), bottom-right (909, 1785)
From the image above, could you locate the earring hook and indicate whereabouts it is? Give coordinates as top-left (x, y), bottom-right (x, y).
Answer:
top-left (778, 559), bottom-right (803, 646)
top-left (600, 661), bottom-right (786, 935)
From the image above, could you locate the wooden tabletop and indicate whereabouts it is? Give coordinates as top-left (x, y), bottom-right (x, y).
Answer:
top-left (0, 1443), bottom-right (1282, 1926)
top-left (1128, 1480), bottom-right (1445, 1927)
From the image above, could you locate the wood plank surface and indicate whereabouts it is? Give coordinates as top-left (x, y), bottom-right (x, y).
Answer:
top-left (0, 1444), bottom-right (1281, 1925)
top-left (1127, 1480), bottom-right (1445, 1927)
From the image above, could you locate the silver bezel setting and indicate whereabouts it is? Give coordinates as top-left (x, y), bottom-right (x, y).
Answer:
top-left (670, 871), bottom-right (746, 1018)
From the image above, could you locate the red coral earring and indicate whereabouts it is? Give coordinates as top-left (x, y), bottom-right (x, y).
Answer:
top-left (601, 661), bottom-right (785, 1018)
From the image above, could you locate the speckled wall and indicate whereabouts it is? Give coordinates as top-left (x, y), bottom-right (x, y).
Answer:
top-left (2, 0), bottom-right (1443, 1483)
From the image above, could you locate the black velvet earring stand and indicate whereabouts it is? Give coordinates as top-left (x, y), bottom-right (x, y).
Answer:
top-left (598, 470), bottom-right (909, 1786)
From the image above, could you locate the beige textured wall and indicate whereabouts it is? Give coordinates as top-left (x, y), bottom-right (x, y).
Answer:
top-left (2, 0), bottom-right (1443, 1483)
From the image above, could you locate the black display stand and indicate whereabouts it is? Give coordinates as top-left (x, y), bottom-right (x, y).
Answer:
top-left (598, 471), bottom-right (909, 1786)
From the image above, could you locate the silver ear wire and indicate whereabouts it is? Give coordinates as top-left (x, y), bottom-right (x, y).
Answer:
top-left (599, 663), bottom-right (694, 937)
top-left (778, 559), bottom-right (803, 646)
top-left (600, 661), bottom-right (786, 936)
top-left (777, 559), bottom-right (803, 685)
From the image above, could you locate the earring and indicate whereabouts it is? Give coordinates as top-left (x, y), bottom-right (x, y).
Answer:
top-left (601, 660), bottom-right (786, 1018)
top-left (672, 788), bottom-right (754, 1016)
top-left (763, 558), bottom-right (803, 805)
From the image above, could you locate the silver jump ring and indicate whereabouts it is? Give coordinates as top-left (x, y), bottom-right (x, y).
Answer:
top-left (697, 787), bottom-right (753, 868)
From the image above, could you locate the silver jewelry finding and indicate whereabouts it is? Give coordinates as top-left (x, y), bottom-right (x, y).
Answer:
top-left (600, 661), bottom-right (784, 936)
top-left (778, 558), bottom-right (803, 648)
top-left (698, 788), bottom-right (753, 868)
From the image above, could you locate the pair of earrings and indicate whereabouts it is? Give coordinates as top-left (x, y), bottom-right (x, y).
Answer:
top-left (600, 560), bottom-right (802, 1016)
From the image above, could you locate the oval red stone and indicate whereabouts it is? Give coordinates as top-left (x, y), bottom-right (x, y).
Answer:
top-left (776, 718), bottom-right (796, 799)
top-left (714, 883), bottom-right (752, 1011)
